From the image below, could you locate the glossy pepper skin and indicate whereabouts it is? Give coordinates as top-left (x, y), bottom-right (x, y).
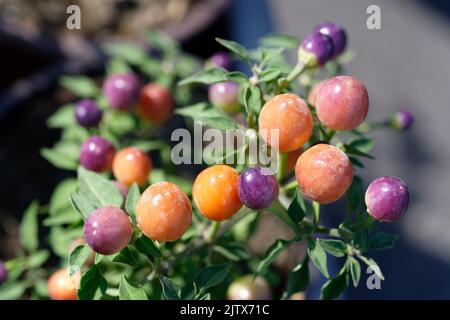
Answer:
top-left (79, 136), bottom-right (115, 172)
top-left (208, 81), bottom-right (240, 113)
top-left (192, 165), bottom-right (242, 221)
top-left (295, 144), bottom-right (353, 204)
top-left (103, 73), bottom-right (140, 110)
top-left (314, 22), bottom-right (347, 58)
top-left (298, 31), bottom-right (334, 67)
top-left (136, 182), bottom-right (192, 242)
top-left (206, 52), bottom-right (232, 70)
top-left (365, 176), bottom-right (409, 222)
top-left (238, 167), bottom-right (279, 209)
top-left (75, 99), bottom-right (103, 127)
top-left (391, 110), bottom-right (414, 131)
top-left (83, 206), bottom-right (132, 255)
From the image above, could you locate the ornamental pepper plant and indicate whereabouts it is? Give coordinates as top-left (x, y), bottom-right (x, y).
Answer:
top-left (0, 25), bottom-right (413, 300)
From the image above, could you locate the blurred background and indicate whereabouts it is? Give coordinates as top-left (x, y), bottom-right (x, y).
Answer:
top-left (1, 0), bottom-right (449, 299)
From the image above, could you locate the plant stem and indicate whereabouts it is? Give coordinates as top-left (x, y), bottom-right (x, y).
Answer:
top-left (282, 180), bottom-right (298, 193)
top-left (286, 62), bottom-right (306, 82)
top-left (208, 221), bottom-right (221, 243)
top-left (312, 201), bottom-right (320, 228)
top-left (277, 151), bottom-right (288, 181)
top-left (154, 241), bottom-right (165, 272)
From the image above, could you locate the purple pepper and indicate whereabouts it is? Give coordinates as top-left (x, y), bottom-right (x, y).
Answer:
top-left (391, 110), bottom-right (414, 131)
top-left (83, 206), bottom-right (133, 255)
top-left (208, 81), bottom-right (240, 113)
top-left (79, 136), bottom-right (115, 172)
top-left (298, 31), bottom-right (334, 67)
top-left (102, 73), bottom-right (140, 110)
top-left (365, 176), bottom-right (409, 222)
top-left (206, 52), bottom-right (232, 70)
top-left (314, 22), bottom-right (347, 58)
top-left (238, 167), bottom-right (279, 210)
top-left (75, 99), bottom-right (103, 127)
top-left (0, 261), bottom-right (7, 284)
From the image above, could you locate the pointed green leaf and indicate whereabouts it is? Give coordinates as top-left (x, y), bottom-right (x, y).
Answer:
top-left (78, 265), bottom-right (107, 300)
top-left (194, 262), bottom-right (232, 292)
top-left (134, 235), bottom-right (162, 258)
top-left (349, 257), bottom-right (361, 287)
top-left (119, 275), bottom-right (147, 300)
top-left (125, 183), bottom-right (140, 220)
top-left (159, 276), bottom-right (181, 300)
top-left (307, 239), bottom-right (329, 278)
top-left (317, 239), bottom-right (347, 258)
top-left (19, 200), bottom-right (39, 252)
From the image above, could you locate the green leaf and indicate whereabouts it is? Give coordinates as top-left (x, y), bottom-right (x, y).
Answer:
top-left (78, 265), bottom-right (107, 300)
top-left (145, 31), bottom-right (179, 56)
top-left (175, 103), bottom-right (237, 130)
top-left (105, 111), bottom-right (135, 136)
top-left (225, 71), bottom-right (249, 84)
top-left (68, 245), bottom-right (91, 275)
top-left (159, 276), bottom-right (181, 300)
top-left (41, 146), bottom-right (78, 170)
top-left (127, 140), bottom-right (168, 152)
top-left (352, 229), bottom-right (370, 251)
top-left (106, 58), bottom-right (132, 75)
top-left (69, 190), bottom-right (95, 220)
top-left (0, 282), bottom-right (27, 300)
top-left (125, 184), bottom-right (140, 220)
top-left (194, 262), bottom-right (232, 292)
top-left (216, 38), bottom-right (250, 63)
top-left (48, 227), bottom-right (83, 258)
top-left (59, 76), bottom-right (100, 97)
top-left (241, 84), bottom-right (262, 114)
top-left (320, 269), bottom-right (348, 300)
top-left (119, 275), bottom-right (147, 300)
top-left (369, 232), bottom-right (398, 251)
top-left (287, 189), bottom-right (306, 225)
top-left (349, 137), bottom-right (374, 153)
top-left (349, 156), bottom-right (365, 168)
top-left (178, 68), bottom-right (228, 86)
top-left (103, 42), bottom-right (149, 66)
top-left (317, 239), bottom-right (347, 258)
top-left (257, 239), bottom-right (292, 275)
top-left (344, 144), bottom-right (375, 159)
top-left (43, 208), bottom-right (80, 226)
top-left (27, 250), bottom-right (50, 268)
top-left (307, 239), bottom-right (329, 278)
top-left (212, 244), bottom-right (249, 262)
top-left (49, 178), bottom-right (78, 215)
top-left (19, 200), bottom-right (39, 252)
top-left (349, 257), bottom-right (361, 287)
top-left (113, 246), bottom-right (141, 266)
top-left (47, 104), bottom-right (76, 128)
top-left (134, 235), bottom-right (162, 258)
top-left (259, 67), bottom-right (282, 83)
top-left (286, 256), bottom-right (310, 297)
top-left (359, 256), bottom-right (384, 280)
top-left (77, 167), bottom-right (123, 210)
top-left (260, 33), bottom-right (300, 49)
top-left (267, 200), bottom-right (302, 234)
top-left (346, 176), bottom-right (364, 213)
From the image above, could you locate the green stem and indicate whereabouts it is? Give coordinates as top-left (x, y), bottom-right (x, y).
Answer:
top-left (312, 201), bottom-right (320, 228)
top-left (277, 151), bottom-right (288, 181)
top-left (286, 62), bottom-right (306, 82)
top-left (282, 180), bottom-right (298, 193)
top-left (154, 241), bottom-right (165, 272)
top-left (208, 221), bottom-right (221, 243)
